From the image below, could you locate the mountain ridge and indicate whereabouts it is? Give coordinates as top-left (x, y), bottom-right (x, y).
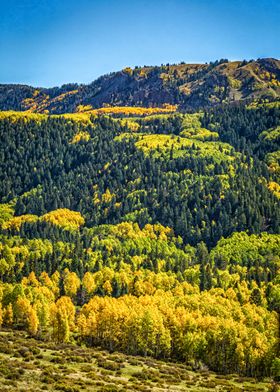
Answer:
top-left (0, 58), bottom-right (279, 114)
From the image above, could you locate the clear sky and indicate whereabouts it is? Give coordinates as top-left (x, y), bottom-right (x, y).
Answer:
top-left (0, 0), bottom-right (279, 87)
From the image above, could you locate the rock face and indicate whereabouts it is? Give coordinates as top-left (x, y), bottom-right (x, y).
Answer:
top-left (0, 58), bottom-right (279, 113)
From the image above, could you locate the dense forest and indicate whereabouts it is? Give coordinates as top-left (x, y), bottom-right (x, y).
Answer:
top-left (0, 92), bottom-right (279, 387)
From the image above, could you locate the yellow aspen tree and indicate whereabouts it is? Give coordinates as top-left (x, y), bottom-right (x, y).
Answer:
top-left (82, 271), bottom-right (96, 296)
top-left (103, 280), bottom-right (113, 296)
top-left (27, 307), bottom-right (39, 335)
top-left (0, 304), bottom-right (2, 327)
top-left (3, 303), bottom-right (13, 326)
top-left (51, 271), bottom-right (61, 298)
top-left (63, 269), bottom-right (81, 298)
top-left (50, 296), bottom-right (75, 343)
top-left (28, 271), bottom-right (39, 287)
top-left (57, 309), bottom-right (70, 343)
top-left (39, 271), bottom-right (53, 289)
top-left (14, 297), bottom-right (31, 325)
top-left (34, 299), bottom-right (50, 328)
top-left (77, 313), bottom-right (87, 337)
top-left (0, 284), bottom-right (2, 327)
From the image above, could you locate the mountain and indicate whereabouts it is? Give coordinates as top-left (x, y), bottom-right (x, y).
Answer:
top-left (0, 58), bottom-right (280, 113)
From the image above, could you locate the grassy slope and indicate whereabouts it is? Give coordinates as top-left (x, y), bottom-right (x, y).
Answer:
top-left (0, 329), bottom-right (275, 392)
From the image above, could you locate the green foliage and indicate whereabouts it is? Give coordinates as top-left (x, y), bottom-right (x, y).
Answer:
top-left (0, 89), bottom-right (279, 382)
top-left (180, 113), bottom-right (219, 141)
top-left (0, 203), bottom-right (15, 227)
top-left (266, 151), bottom-right (280, 173)
top-left (131, 133), bottom-right (235, 163)
top-left (271, 358), bottom-right (280, 381)
top-left (260, 126), bottom-right (280, 143)
top-left (1, 109), bottom-right (278, 248)
top-left (210, 232), bottom-right (280, 278)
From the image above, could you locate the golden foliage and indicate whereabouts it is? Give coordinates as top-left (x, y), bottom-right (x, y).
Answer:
top-left (28, 307), bottom-right (39, 335)
top-left (86, 106), bottom-right (177, 117)
top-left (3, 208), bottom-right (86, 232)
top-left (78, 290), bottom-right (278, 367)
top-left (138, 69), bottom-right (147, 78)
top-left (120, 119), bottom-right (140, 131)
top-left (3, 303), bottom-right (13, 326)
top-left (122, 67), bottom-right (133, 76)
top-left (181, 127), bottom-right (219, 141)
top-left (50, 296), bottom-right (75, 342)
top-left (0, 111), bottom-right (48, 123)
top-left (22, 90), bottom-right (78, 113)
top-left (268, 181), bottom-right (280, 199)
top-left (41, 208), bottom-right (85, 230)
top-left (101, 189), bottom-right (115, 204)
top-left (266, 151), bottom-right (280, 174)
top-left (76, 104), bottom-right (93, 113)
top-left (2, 214), bottom-right (38, 231)
top-left (70, 131), bottom-right (91, 144)
top-left (82, 272), bottom-right (96, 295)
top-left (0, 203), bottom-right (15, 227)
top-left (63, 269), bottom-right (81, 298)
top-left (103, 280), bottom-right (113, 295)
top-left (0, 105), bottom-right (177, 131)
top-left (60, 112), bottom-right (95, 125)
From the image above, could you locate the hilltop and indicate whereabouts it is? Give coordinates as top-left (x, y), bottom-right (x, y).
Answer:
top-left (0, 58), bottom-right (280, 113)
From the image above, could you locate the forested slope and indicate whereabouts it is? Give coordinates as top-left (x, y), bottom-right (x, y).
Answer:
top-left (0, 106), bottom-right (279, 245)
top-left (0, 98), bottom-right (279, 385)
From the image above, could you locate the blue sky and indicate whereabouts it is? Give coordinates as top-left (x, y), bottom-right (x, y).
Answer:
top-left (0, 0), bottom-right (279, 87)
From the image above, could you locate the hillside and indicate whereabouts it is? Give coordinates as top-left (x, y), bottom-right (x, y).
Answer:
top-left (1, 330), bottom-right (275, 392)
top-left (0, 105), bottom-right (279, 246)
top-left (0, 90), bottom-right (279, 389)
top-left (0, 58), bottom-right (280, 113)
